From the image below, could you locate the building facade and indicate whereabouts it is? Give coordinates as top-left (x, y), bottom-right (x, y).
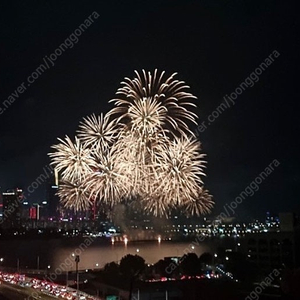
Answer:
top-left (2, 188), bottom-right (23, 229)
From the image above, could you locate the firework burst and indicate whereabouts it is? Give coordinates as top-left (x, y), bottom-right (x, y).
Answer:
top-left (145, 135), bottom-right (207, 215)
top-left (49, 136), bottom-right (96, 182)
top-left (109, 69), bottom-right (198, 136)
top-left (81, 145), bottom-right (129, 207)
top-left (48, 70), bottom-right (214, 216)
top-left (57, 180), bottom-right (92, 211)
top-left (183, 189), bottom-right (214, 217)
top-left (77, 113), bottom-right (118, 151)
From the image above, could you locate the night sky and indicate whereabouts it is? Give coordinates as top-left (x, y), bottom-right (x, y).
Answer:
top-left (0, 1), bottom-right (298, 220)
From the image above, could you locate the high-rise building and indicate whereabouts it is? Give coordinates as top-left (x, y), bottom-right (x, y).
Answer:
top-left (242, 213), bottom-right (300, 271)
top-left (29, 206), bottom-right (37, 220)
top-left (45, 169), bottom-right (60, 219)
top-left (0, 187), bottom-right (3, 220)
top-left (279, 212), bottom-right (295, 232)
top-left (39, 201), bottom-right (49, 220)
top-left (2, 188), bottom-right (23, 229)
top-left (21, 200), bottom-right (30, 220)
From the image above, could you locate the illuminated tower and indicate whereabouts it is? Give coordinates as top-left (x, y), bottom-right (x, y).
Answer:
top-left (46, 168), bottom-right (60, 220)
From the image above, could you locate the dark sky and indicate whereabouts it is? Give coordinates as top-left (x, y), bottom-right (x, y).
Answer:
top-left (0, 0), bottom-right (298, 220)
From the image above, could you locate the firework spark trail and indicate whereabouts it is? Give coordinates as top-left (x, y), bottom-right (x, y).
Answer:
top-left (58, 180), bottom-right (92, 211)
top-left (77, 113), bottom-right (118, 151)
top-left (154, 135), bottom-right (207, 206)
top-left (48, 70), bottom-right (214, 215)
top-left (184, 189), bottom-right (214, 217)
top-left (49, 136), bottom-right (96, 182)
top-left (82, 145), bottom-right (129, 206)
top-left (109, 69), bottom-right (198, 136)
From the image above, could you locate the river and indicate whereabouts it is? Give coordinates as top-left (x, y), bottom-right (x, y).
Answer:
top-left (0, 237), bottom-right (218, 271)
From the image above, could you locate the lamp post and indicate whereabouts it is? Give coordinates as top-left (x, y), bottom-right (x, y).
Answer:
top-left (75, 255), bottom-right (80, 291)
top-left (129, 270), bottom-right (141, 300)
top-left (213, 253), bottom-right (217, 266)
top-left (66, 269), bottom-right (68, 287)
top-left (37, 256), bottom-right (40, 270)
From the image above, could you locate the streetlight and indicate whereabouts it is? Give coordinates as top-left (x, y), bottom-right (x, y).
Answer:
top-left (136, 249), bottom-right (140, 253)
top-left (212, 254), bottom-right (218, 266)
top-left (129, 269), bottom-right (142, 300)
top-left (66, 269), bottom-right (69, 287)
top-left (45, 265), bottom-right (50, 276)
top-left (74, 255), bottom-right (80, 291)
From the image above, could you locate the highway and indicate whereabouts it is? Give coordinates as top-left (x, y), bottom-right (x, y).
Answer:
top-left (0, 280), bottom-right (56, 299)
top-left (0, 271), bottom-right (100, 300)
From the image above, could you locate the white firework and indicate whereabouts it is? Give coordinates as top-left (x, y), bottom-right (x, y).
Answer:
top-left (153, 135), bottom-right (207, 209)
top-left (81, 145), bottom-right (129, 207)
top-left (49, 136), bottom-right (96, 182)
top-left (49, 70), bottom-right (214, 217)
top-left (77, 113), bottom-right (118, 151)
top-left (183, 189), bottom-right (214, 216)
top-left (109, 69), bottom-right (198, 136)
top-left (58, 180), bottom-right (92, 211)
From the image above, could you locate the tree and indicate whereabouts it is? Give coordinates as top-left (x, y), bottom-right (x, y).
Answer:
top-left (103, 262), bottom-right (120, 285)
top-left (199, 252), bottom-right (213, 266)
top-left (154, 259), bottom-right (170, 277)
top-left (181, 253), bottom-right (201, 276)
top-left (119, 254), bottom-right (145, 279)
top-left (104, 261), bottom-right (119, 274)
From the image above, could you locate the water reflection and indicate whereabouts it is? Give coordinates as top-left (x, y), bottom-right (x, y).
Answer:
top-left (0, 238), bottom-right (211, 271)
top-left (52, 239), bottom-right (211, 270)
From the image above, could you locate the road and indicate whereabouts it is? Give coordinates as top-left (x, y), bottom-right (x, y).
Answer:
top-left (0, 280), bottom-right (57, 300)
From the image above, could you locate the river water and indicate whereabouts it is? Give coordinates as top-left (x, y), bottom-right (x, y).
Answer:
top-left (0, 237), bottom-right (215, 271)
